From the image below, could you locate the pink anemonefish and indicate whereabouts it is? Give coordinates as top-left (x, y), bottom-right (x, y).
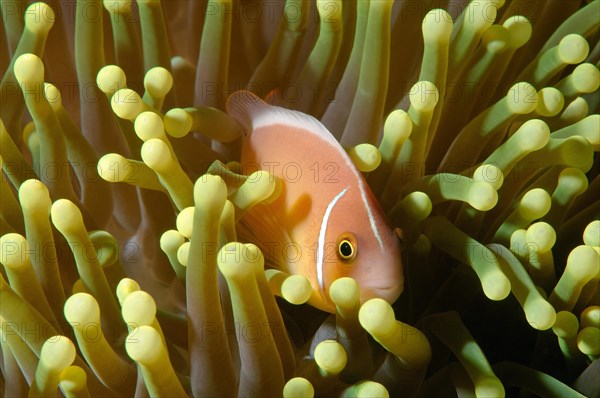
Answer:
top-left (226, 91), bottom-right (403, 313)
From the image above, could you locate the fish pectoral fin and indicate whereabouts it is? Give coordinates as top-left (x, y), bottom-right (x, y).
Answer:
top-left (262, 255), bottom-right (287, 272)
top-left (237, 204), bottom-right (295, 273)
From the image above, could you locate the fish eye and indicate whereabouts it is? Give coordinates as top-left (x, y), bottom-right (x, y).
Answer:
top-left (337, 233), bottom-right (357, 261)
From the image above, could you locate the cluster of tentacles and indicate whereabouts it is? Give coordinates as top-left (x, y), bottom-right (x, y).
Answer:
top-left (0, 0), bottom-right (599, 397)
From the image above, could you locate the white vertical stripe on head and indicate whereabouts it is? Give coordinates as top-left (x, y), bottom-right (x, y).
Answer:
top-left (337, 151), bottom-right (384, 251)
top-left (356, 177), bottom-right (384, 249)
top-left (316, 188), bottom-right (348, 292)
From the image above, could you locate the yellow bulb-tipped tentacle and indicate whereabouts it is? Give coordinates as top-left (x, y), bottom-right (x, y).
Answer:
top-left (29, 336), bottom-right (76, 398)
top-left (59, 366), bottom-right (91, 398)
top-left (424, 216), bottom-right (510, 300)
top-left (265, 269), bottom-right (312, 305)
top-left (340, 381), bottom-right (390, 398)
top-left (115, 278), bottom-right (141, 306)
top-left (552, 311), bottom-right (580, 360)
top-left (577, 327), bottom-right (600, 356)
top-left (0, 233), bottom-right (58, 325)
top-left (549, 245), bottom-right (599, 311)
top-left (50, 199), bottom-right (122, 330)
top-left (330, 277), bottom-right (373, 382)
top-left (359, 298), bottom-right (431, 370)
top-left (64, 293), bottom-right (136, 395)
top-left (142, 66), bottom-right (173, 111)
top-left (283, 377), bottom-right (314, 398)
top-left (489, 244), bottom-right (556, 330)
top-left (186, 174), bottom-right (235, 397)
top-left (217, 242), bottom-right (285, 396)
top-left (97, 153), bottom-right (164, 191)
top-left (347, 144), bottom-right (382, 173)
top-left (422, 311), bottom-right (505, 398)
top-left (141, 138), bottom-right (194, 210)
top-left (313, 340), bottom-right (347, 377)
top-left (125, 325), bottom-right (188, 397)
top-left (164, 107), bottom-right (243, 142)
top-left (160, 230), bottom-right (186, 280)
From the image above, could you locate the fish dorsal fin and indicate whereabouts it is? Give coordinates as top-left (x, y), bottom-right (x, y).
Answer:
top-left (226, 90), bottom-right (340, 147)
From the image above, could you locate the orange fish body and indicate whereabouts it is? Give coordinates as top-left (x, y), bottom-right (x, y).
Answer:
top-left (227, 91), bottom-right (403, 313)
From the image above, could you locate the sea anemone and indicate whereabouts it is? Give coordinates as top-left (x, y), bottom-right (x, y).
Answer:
top-left (0, 0), bottom-right (599, 397)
